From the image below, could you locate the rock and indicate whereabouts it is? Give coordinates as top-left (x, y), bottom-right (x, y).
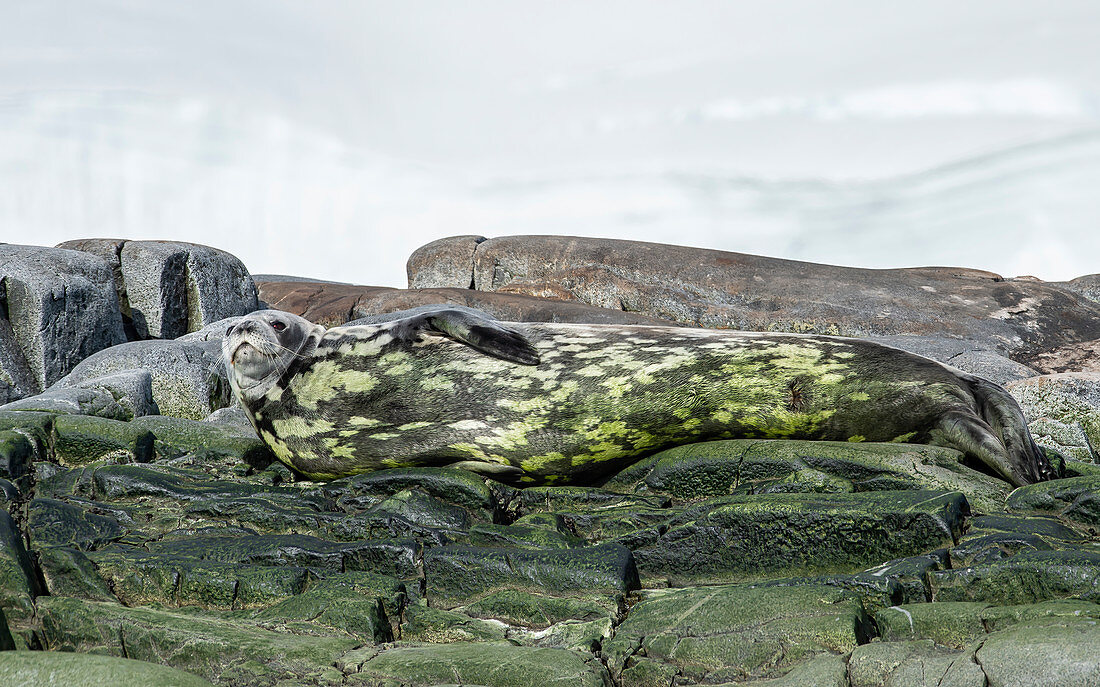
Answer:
top-left (407, 235), bottom-right (1100, 370)
top-left (602, 584), bottom-right (870, 683)
top-left (930, 550), bottom-right (1100, 604)
top-left (59, 239), bottom-right (259, 340)
top-left (0, 510), bottom-right (41, 621)
top-left (423, 542), bottom-right (638, 608)
top-left (342, 642), bottom-right (612, 686)
top-left (406, 235), bottom-right (486, 289)
top-left (631, 490), bottom-right (968, 585)
top-left (1005, 475), bottom-right (1100, 526)
top-left (37, 596), bottom-right (360, 685)
top-left (1006, 372), bottom-right (1100, 463)
top-left (875, 602), bottom-right (991, 648)
top-left (144, 534), bottom-right (421, 580)
top-left (251, 572), bottom-right (402, 640)
top-left (36, 546), bottom-right (118, 601)
top-left (0, 651), bottom-right (215, 687)
top-left (847, 640), bottom-right (984, 687)
top-left (604, 439), bottom-right (1010, 515)
top-left (1057, 273), bottom-right (1100, 305)
top-left (29, 498), bottom-right (125, 551)
top-left (88, 549), bottom-right (317, 609)
top-left (55, 338), bottom-right (230, 420)
top-left (0, 243), bottom-right (126, 399)
top-left (256, 280), bottom-right (675, 328)
top-left (975, 619), bottom-right (1100, 687)
top-left (126, 414), bottom-right (273, 469)
top-left (0, 430), bottom-right (33, 490)
top-left (52, 415), bottom-right (155, 467)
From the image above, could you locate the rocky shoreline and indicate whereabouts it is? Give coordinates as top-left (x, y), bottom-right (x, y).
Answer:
top-left (1, 236), bottom-right (1099, 686)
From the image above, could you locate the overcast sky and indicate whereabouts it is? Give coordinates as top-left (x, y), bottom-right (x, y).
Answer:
top-left (3, 1), bottom-right (1100, 285)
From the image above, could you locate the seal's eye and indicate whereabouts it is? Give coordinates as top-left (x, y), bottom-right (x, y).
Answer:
top-left (272, 321), bottom-right (287, 332)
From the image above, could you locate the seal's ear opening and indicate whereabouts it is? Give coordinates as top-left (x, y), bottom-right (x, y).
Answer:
top-left (396, 309), bottom-right (541, 366)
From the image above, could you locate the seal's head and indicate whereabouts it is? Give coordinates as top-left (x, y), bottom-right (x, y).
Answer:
top-left (223, 310), bottom-right (322, 404)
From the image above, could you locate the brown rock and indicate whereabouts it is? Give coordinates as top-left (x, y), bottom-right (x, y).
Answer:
top-left (406, 235), bottom-right (486, 289)
top-left (408, 235), bottom-right (1100, 369)
top-left (256, 281), bottom-right (675, 328)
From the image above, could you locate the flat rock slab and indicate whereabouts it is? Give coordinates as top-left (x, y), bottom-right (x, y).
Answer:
top-left (602, 583), bottom-right (870, 684)
top-left (37, 596), bottom-right (359, 685)
top-left (930, 550), bottom-right (1100, 605)
top-left (340, 642), bottom-right (612, 687)
top-left (632, 490), bottom-right (968, 585)
top-left (976, 620), bottom-right (1100, 687)
top-left (1006, 475), bottom-right (1100, 526)
top-left (606, 439), bottom-right (1008, 514)
top-left (0, 651), bottom-right (214, 687)
top-left (424, 542), bottom-right (638, 608)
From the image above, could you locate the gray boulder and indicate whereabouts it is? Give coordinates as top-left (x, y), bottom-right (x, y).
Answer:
top-left (58, 239), bottom-right (259, 340)
top-left (56, 339), bottom-right (229, 420)
top-left (407, 235), bottom-right (1100, 371)
top-left (0, 370), bottom-right (157, 421)
top-left (0, 244), bottom-right (126, 401)
top-left (1006, 373), bottom-right (1100, 464)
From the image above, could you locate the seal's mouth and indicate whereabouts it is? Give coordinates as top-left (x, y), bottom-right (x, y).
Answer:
top-left (231, 341), bottom-right (259, 366)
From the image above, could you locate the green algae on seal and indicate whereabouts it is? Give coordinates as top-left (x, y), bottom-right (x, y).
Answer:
top-left (223, 308), bottom-right (1054, 487)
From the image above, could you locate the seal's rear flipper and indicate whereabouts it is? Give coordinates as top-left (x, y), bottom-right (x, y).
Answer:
top-left (931, 406), bottom-right (1052, 488)
top-left (393, 309), bottom-right (541, 366)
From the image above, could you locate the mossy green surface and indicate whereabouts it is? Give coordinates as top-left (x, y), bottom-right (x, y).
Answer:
top-left (0, 651), bottom-right (215, 687)
top-left (52, 415), bottom-right (155, 466)
top-left (345, 641), bottom-right (612, 687)
top-left (37, 596), bottom-right (360, 685)
top-left (603, 584), bottom-right (870, 683)
top-left (632, 489), bottom-right (967, 585)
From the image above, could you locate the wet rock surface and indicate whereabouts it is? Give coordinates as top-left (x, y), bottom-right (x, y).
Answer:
top-left (2, 235), bottom-right (1100, 685)
top-left (0, 412), bottom-right (1098, 685)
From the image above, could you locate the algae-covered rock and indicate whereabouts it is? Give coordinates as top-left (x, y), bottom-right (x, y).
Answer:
top-left (424, 542), bottom-right (638, 608)
top-left (52, 414), bottom-right (155, 467)
top-left (88, 549), bottom-right (316, 609)
top-left (0, 430), bottom-right (33, 489)
top-left (875, 602), bottom-right (991, 648)
top-left (606, 439), bottom-right (1009, 514)
top-left (36, 546), bottom-right (118, 601)
top-left (344, 642), bottom-right (612, 687)
top-left (976, 619), bottom-right (1100, 687)
top-left (847, 640), bottom-right (984, 687)
top-left (144, 533), bottom-right (421, 579)
top-left (37, 596), bottom-right (359, 685)
top-left (28, 498), bottom-right (125, 550)
top-left (457, 588), bottom-right (619, 629)
top-left (127, 414), bottom-right (273, 468)
top-left (632, 490), bottom-right (968, 585)
top-left (0, 651), bottom-right (215, 687)
top-left (602, 584), bottom-right (870, 683)
top-left (1006, 475), bottom-right (1100, 526)
top-left (400, 602), bottom-right (508, 643)
top-left (0, 510), bottom-right (41, 622)
top-left (325, 467), bottom-right (499, 521)
top-left (1006, 372), bottom-right (1100, 464)
top-left (930, 550), bottom-right (1100, 604)
top-left (251, 572), bottom-right (400, 641)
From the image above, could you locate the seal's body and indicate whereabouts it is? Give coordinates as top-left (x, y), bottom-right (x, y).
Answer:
top-left (224, 308), bottom-right (1053, 487)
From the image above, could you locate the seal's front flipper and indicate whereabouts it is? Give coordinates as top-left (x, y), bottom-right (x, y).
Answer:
top-left (394, 308), bottom-right (541, 366)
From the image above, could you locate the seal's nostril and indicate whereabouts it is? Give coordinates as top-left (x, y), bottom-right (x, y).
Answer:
top-left (226, 326), bottom-right (235, 337)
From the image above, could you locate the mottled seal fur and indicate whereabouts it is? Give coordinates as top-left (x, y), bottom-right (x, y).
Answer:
top-left (224, 308), bottom-right (1054, 487)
